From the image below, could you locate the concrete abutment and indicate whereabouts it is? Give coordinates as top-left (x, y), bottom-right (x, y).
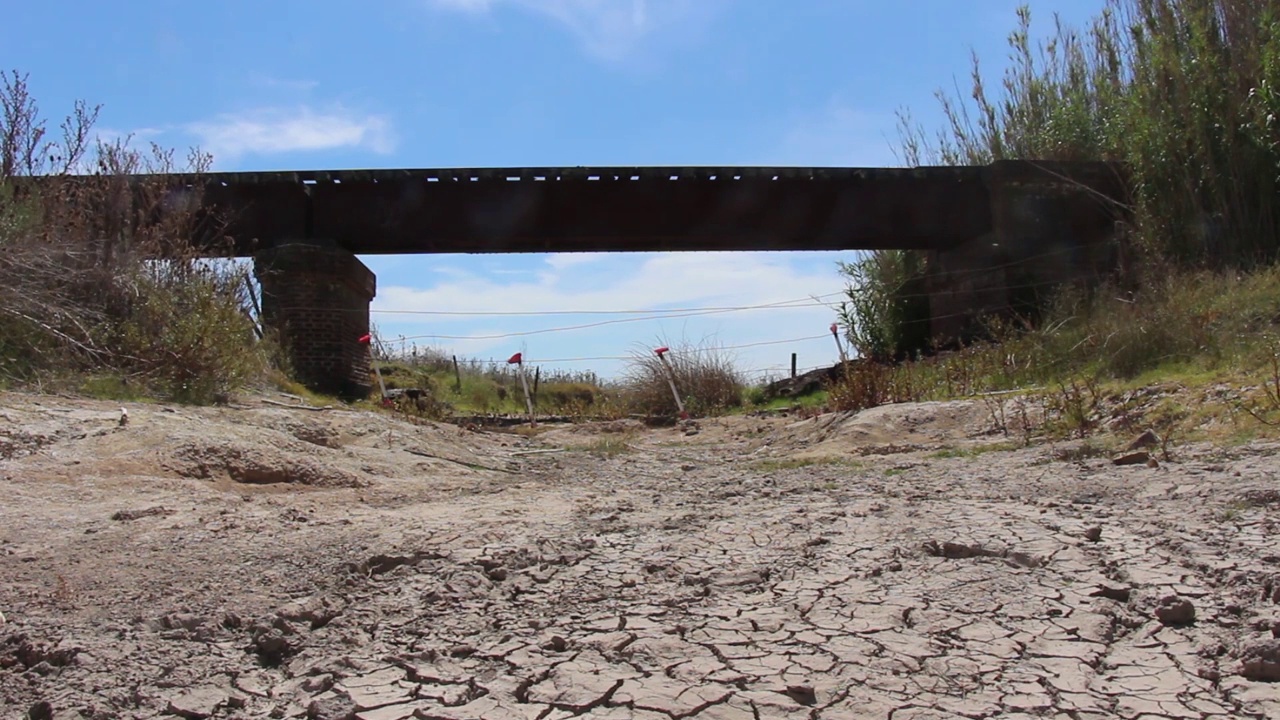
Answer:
top-left (253, 243), bottom-right (376, 400)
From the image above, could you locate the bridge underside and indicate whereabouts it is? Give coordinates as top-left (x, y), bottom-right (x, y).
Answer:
top-left (196, 165), bottom-right (1000, 256)
top-left (163, 161), bottom-right (1124, 398)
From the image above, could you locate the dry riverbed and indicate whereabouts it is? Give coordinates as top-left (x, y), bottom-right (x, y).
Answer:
top-left (1, 392), bottom-right (1279, 719)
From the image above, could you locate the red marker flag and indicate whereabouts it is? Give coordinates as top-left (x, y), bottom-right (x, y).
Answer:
top-left (357, 334), bottom-right (372, 345)
top-left (654, 346), bottom-right (670, 356)
top-left (829, 323), bottom-right (838, 336)
top-left (507, 352), bottom-right (523, 365)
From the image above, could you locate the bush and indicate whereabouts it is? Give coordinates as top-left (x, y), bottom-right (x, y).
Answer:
top-left (0, 71), bottom-right (272, 403)
top-left (835, 250), bottom-right (931, 363)
top-left (620, 339), bottom-right (745, 417)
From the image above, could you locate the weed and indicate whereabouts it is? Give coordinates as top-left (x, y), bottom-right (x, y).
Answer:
top-left (574, 435), bottom-right (638, 457)
top-left (825, 360), bottom-right (924, 413)
top-left (620, 337), bottom-right (745, 418)
top-left (1049, 440), bottom-right (1111, 464)
top-left (1217, 501), bottom-right (1250, 523)
top-left (1043, 378), bottom-right (1104, 439)
top-left (1238, 340), bottom-right (1280, 427)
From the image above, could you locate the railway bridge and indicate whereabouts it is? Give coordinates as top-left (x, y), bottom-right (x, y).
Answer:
top-left (155, 160), bottom-right (1126, 397)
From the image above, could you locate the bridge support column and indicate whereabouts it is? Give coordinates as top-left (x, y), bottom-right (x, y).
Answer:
top-left (926, 161), bottom-right (1125, 347)
top-left (253, 243), bottom-right (376, 400)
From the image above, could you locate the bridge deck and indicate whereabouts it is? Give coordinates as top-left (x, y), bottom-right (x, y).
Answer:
top-left (184, 165), bottom-right (994, 256)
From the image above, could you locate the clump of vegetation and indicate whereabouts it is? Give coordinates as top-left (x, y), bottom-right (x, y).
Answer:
top-left (836, 251), bottom-right (930, 363)
top-left (899, 0), bottom-right (1280, 267)
top-left (826, 268), bottom-right (1280, 408)
top-left (573, 433), bottom-right (638, 458)
top-left (831, 0), bottom-right (1280, 433)
top-left (619, 338), bottom-right (745, 417)
top-left (365, 335), bottom-right (758, 423)
top-left (0, 71), bottom-right (271, 403)
top-left (369, 340), bottom-right (625, 419)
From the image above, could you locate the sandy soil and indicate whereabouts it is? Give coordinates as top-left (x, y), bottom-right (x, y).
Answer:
top-left (1, 391), bottom-right (1279, 719)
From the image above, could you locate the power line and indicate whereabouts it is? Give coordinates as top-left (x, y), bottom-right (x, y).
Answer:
top-left (369, 292), bottom-right (847, 317)
top-left (389, 305), bottom-right (838, 343)
top-left (392, 333), bottom-right (838, 365)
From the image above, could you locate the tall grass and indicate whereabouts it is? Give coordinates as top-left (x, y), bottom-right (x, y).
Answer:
top-left (899, 0), bottom-right (1280, 266)
top-left (838, 0), bottom-right (1280, 393)
top-left (835, 250), bottom-right (930, 362)
top-left (373, 342), bottom-right (620, 418)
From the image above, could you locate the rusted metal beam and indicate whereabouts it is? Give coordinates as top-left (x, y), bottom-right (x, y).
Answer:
top-left (9, 162), bottom-right (1125, 257)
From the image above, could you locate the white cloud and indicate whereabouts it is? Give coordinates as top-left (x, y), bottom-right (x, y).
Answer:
top-left (543, 252), bottom-right (610, 270)
top-left (185, 106), bottom-right (395, 165)
top-left (378, 252), bottom-right (839, 318)
top-left (429, 0), bottom-right (717, 62)
top-left (370, 251), bottom-right (854, 379)
top-left (246, 73), bottom-right (321, 93)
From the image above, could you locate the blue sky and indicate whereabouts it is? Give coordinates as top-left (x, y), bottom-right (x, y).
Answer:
top-left (2, 0), bottom-right (1107, 380)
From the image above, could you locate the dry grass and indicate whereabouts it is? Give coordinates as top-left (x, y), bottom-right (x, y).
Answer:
top-left (0, 71), bottom-right (272, 403)
top-left (620, 338), bottom-right (746, 418)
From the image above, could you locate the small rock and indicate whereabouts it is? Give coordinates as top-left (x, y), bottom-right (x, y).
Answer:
top-left (166, 687), bottom-right (228, 719)
top-left (154, 612), bottom-right (206, 633)
top-left (27, 701), bottom-right (53, 720)
top-left (541, 635), bottom-right (568, 652)
top-left (307, 694), bottom-right (357, 720)
top-left (1112, 451), bottom-right (1151, 467)
top-left (1237, 637), bottom-right (1280, 681)
top-left (1126, 429), bottom-right (1160, 451)
top-left (1146, 457), bottom-right (1160, 468)
top-left (250, 617), bottom-right (302, 666)
top-left (1155, 595), bottom-right (1196, 626)
top-left (782, 685), bottom-right (817, 706)
top-left (1083, 526), bottom-right (1103, 542)
top-left (446, 644), bottom-right (476, 658)
top-left (277, 596), bottom-right (344, 630)
top-left (112, 506), bottom-right (174, 522)
top-left (301, 674), bottom-right (333, 693)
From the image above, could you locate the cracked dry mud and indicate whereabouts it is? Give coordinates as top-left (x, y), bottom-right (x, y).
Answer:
top-left (2, 395), bottom-right (1280, 719)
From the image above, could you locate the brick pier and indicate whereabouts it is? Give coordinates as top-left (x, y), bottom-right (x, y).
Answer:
top-left (253, 243), bottom-right (376, 400)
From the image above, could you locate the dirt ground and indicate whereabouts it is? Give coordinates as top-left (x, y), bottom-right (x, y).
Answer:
top-left (2, 391), bottom-right (1279, 720)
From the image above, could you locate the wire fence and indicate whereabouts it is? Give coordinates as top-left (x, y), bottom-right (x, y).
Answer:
top-left (265, 245), bottom-right (1105, 379)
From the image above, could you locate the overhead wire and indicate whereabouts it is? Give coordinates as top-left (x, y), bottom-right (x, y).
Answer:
top-left (276, 243), bottom-right (1111, 370)
top-left (368, 292), bottom-right (847, 316)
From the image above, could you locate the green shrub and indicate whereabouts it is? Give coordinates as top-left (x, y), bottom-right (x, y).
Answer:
top-left (840, 1), bottom-right (1280, 377)
top-left (835, 250), bottom-right (931, 363)
top-left (899, 0), bottom-right (1280, 268)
